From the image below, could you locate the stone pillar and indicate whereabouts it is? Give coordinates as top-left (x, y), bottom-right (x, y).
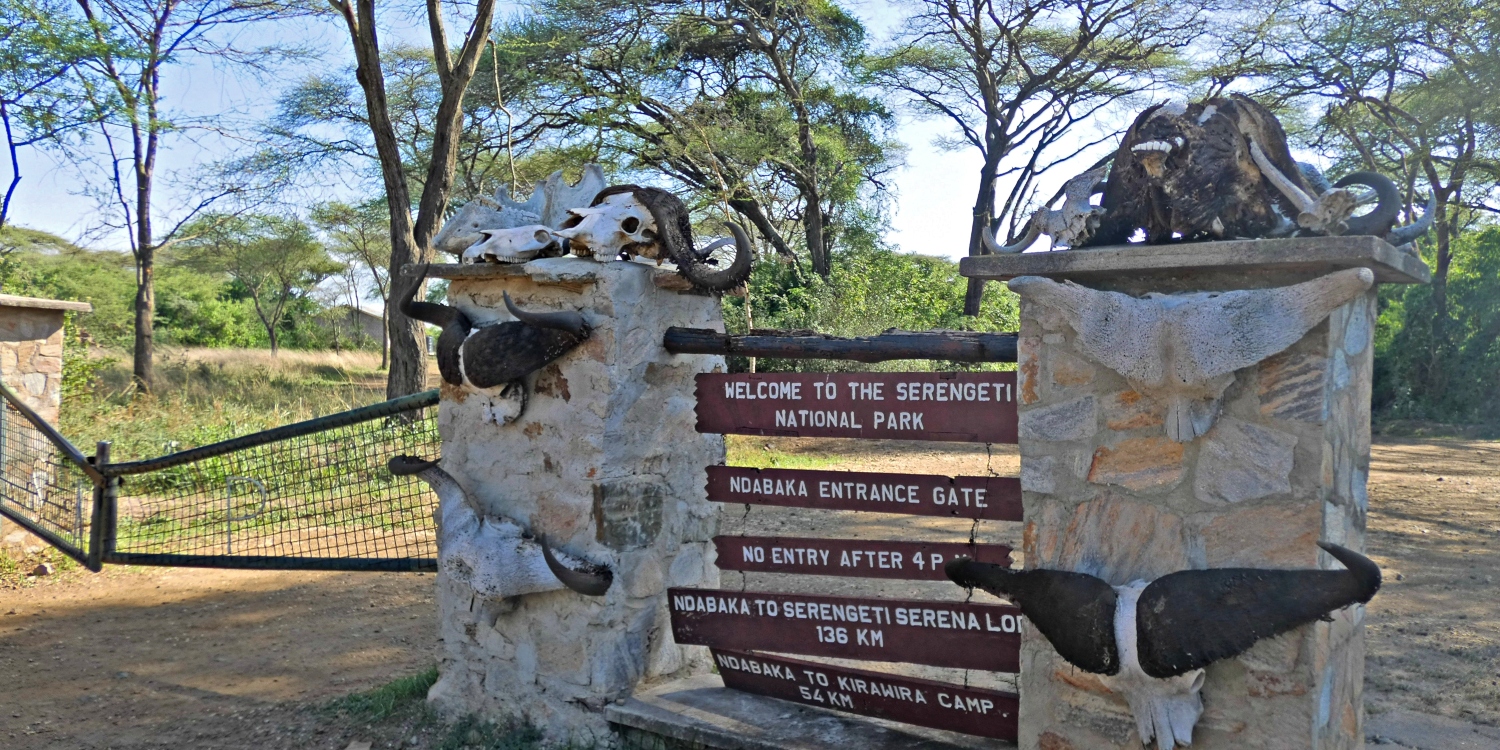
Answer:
top-left (962, 239), bottom-right (1429, 750)
top-left (0, 294), bottom-right (92, 556)
top-left (426, 257), bottom-right (724, 742)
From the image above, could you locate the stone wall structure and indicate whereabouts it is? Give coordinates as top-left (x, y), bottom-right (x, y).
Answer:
top-left (0, 294), bottom-right (91, 556)
top-left (961, 237), bottom-right (1430, 750)
top-left (422, 257), bottom-right (724, 742)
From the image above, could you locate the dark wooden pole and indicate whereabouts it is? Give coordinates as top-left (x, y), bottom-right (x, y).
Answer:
top-left (663, 328), bottom-right (1018, 364)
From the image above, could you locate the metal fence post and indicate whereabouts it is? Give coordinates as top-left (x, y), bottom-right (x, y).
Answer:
top-left (87, 441), bottom-right (111, 572)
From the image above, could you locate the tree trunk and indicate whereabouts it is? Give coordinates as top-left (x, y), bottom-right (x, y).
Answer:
top-left (728, 194), bottom-right (794, 259)
top-left (962, 150), bottom-right (1003, 316)
top-left (131, 120), bottom-right (157, 393)
top-left (380, 310), bottom-right (389, 369)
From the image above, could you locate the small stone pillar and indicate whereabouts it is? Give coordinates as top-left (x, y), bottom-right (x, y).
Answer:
top-left (425, 257), bottom-right (724, 741)
top-left (962, 238), bottom-right (1429, 750)
top-left (0, 293), bottom-right (92, 556)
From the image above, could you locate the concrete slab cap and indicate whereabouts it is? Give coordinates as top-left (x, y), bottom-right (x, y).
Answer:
top-left (607, 674), bottom-right (1008, 750)
top-left (960, 235), bottom-right (1430, 285)
top-left (0, 294), bottom-right (93, 312)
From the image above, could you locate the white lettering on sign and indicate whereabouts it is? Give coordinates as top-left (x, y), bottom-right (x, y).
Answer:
top-left (724, 380), bottom-right (803, 400)
top-left (772, 547), bottom-right (831, 566)
top-left (931, 486), bottom-right (988, 508)
top-left (714, 653), bottom-right (800, 681)
top-left (774, 410), bottom-right (865, 429)
top-left (729, 475), bottom-right (810, 497)
top-left (843, 382), bottom-right (887, 400)
top-left (817, 481), bottom-right (921, 504)
top-left (838, 549), bottom-right (904, 570)
top-left (717, 653), bottom-right (1004, 716)
top-left (895, 381), bottom-right (1013, 403)
top-left (871, 411), bottom-right (926, 430)
top-left (937, 692), bottom-right (997, 714)
top-left (682, 594), bottom-right (1024, 635)
top-left (832, 674), bottom-right (930, 706)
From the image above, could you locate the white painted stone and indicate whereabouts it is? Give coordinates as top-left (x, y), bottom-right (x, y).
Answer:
top-left (1009, 268), bottom-right (1374, 441)
top-left (20, 372), bottom-right (46, 396)
top-left (429, 259), bottom-right (725, 739)
top-left (1193, 418), bottom-right (1299, 505)
top-left (1332, 348), bottom-right (1351, 391)
top-left (1019, 395), bottom-right (1097, 442)
top-left (1020, 454), bottom-right (1057, 494)
top-left (1343, 302), bottom-right (1371, 355)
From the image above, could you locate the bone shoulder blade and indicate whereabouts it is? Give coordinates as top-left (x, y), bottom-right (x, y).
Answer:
top-left (389, 455), bottom-right (612, 598)
top-left (948, 543), bottom-right (1380, 750)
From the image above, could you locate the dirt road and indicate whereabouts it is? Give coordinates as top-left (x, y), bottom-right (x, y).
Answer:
top-left (0, 437), bottom-right (1494, 749)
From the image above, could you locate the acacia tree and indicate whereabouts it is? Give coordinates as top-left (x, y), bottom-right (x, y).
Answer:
top-left (867, 0), bottom-right (1206, 313)
top-left (311, 199), bottom-right (391, 367)
top-left (0, 0), bottom-right (110, 234)
top-left (1224, 0), bottom-right (1500, 402)
top-left (72, 0), bottom-right (309, 392)
top-left (327, 0), bottom-right (497, 398)
top-left (502, 0), bottom-right (897, 270)
top-left (176, 214), bottom-right (344, 354)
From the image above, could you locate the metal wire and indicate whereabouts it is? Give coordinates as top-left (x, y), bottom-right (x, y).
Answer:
top-left (0, 401), bottom-right (94, 563)
top-left (107, 403), bottom-right (440, 570)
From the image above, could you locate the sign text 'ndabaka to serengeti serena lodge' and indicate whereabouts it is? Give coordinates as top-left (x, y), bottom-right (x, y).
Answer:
top-left (694, 372), bottom-right (1018, 442)
top-left (668, 588), bottom-right (1023, 672)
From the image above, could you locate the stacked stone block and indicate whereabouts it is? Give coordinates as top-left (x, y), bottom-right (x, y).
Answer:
top-left (426, 258), bottom-right (724, 742)
top-left (1010, 263), bottom-right (1385, 750)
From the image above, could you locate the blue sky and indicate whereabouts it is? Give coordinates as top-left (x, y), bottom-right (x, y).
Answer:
top-left (8, 0), bottom-right (1114, 262)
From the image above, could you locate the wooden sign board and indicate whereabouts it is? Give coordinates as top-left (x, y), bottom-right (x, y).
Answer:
top-left (669, 588), bottom-right (1022, 672)
top-left (712, 649), bottom-right (1019, 742)
top-left (695, 372), bottom-right (1018, 443)
top-left (714, 536), bottom-right (1012, 581)
top-left (706, 466), bottom-right (1022, 521)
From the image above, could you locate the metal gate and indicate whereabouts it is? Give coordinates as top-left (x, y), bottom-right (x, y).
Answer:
top-left (0, 382), bottom-right (440, 572)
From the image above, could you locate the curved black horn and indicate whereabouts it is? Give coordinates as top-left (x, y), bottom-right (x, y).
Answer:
top-left (1335, 172), bottom-right (1402, 237)
top-left (946, 557), bottom-right (1120, 675)
top-left (539, 536), bottom-right (613, 596)
top-left (503, 292), bottom-right (588, 337)
top-left (677, 221), bottom-right (754, 292)
top-left (1387, 192), bottom-right (1437, 246)
top-left (388, 455), bottom-right (440, 476)
top-left (399, 263), bottom-right (464, 329)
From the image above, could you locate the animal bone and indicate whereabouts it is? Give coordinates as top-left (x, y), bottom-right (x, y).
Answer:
top-left (948, 543), bottom-right (1381, 750)
top-left (461, 225), bottom-right (558, 264)
top-left (389, 456), bottom-right (611, 597)
top-left (554, 191), bottom-right (659, 260)
top-left (433, 201), bottom-right (543, 256)
top-left (1249, 140), bottom-right (1359, 234)
top-left (398, 268), bottom-right (590, 396)
top-left (497, 165), bottom-right (608, 229)
top-left (983, 166), bottom-right (1108, 253)
top-left (1009, 268), bottom-right (1374, 441)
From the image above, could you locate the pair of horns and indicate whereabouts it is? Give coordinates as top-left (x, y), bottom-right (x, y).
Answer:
top-left (503, 292), bottom-right (588, 337)
top-left (388, 455), bottom-right (612, 597)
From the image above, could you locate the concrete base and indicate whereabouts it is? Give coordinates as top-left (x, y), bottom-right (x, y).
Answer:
top-left (607, 674), bottom-right (1009, 750)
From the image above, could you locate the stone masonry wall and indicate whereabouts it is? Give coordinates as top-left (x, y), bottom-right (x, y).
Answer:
top-left (0, 303), bottom-right (72, 556)
top-left (1014, 271), bottom-right (1375, 750)
top-left (427, 258), bottom-right (724, 743)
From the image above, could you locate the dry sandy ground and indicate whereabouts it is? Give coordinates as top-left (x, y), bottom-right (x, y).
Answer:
top-left (0, 437), bottom-right (1494, 749)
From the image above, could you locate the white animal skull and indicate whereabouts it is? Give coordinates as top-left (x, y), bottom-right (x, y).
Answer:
top-left (461, 225), bottom-right (557, 264)
top-left (553, 192), bottom-right (659, 260)
top-left (432, 199), bottom-right (542, 256)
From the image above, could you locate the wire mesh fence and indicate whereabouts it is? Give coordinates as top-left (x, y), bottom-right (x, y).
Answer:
top-left (0, 400), bottom-right (96, 564)
top-left (105, 400), bottom-right (441, 570)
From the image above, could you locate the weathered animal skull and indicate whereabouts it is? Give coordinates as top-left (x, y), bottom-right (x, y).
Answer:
top-left (432, 199), bottom-right (542, 256)
top-left (553, 192), bottom-right (659, 260)
top-left (461, 225), bottom-right (557, 264)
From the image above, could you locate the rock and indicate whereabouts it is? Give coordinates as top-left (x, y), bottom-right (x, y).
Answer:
top-left (1087, 437), bottom-right (1185, 491)
top-left (1193, 418), bottom-right (1298, 504)
top-left (1202, 500), bottom-right (1321, 567)
top-left (1258, 350), bottom-right (1328, 422)
top-left (29, 562), bottom-right (54, 577)
top-left (1049, 349), bottom-right (1097, 387)
top-left (1102, 390), bottom-right (1164, 431)
top-left (343, 742), bottom-right (373, 750)
top-left (1028, 494), bottom-right (1190, 584)
top-left (1020, 395), bottom-right (1097, 443)
top-left (1021, 455), bottom-right (1057, 494)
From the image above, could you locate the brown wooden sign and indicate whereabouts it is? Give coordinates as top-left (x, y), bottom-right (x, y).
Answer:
top-left (711, 649), bottom-right (1019, 741)
top-left (669, 588), bottom-right (1022, 672)
top-left (706, 466), bottom-right (1022, 521)
top-left (714, 536), bottom-right (1012, 581)
top-left (694, 372), bottom-right (1018, 443)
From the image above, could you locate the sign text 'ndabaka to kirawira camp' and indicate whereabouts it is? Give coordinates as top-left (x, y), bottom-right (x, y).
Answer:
top-left (694, 372), bottom-right (1018, 443)
top-left (711, 649), bottom-right (1019, 742)
top-left (713, 537), bottom-right (1012, 581)
top-left (668, 588), bottom-right (1022, 672)
top-left (705, 466), bottom-right (1022, 521)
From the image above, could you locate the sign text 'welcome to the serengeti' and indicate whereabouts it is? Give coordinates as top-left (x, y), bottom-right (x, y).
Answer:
top-left (694, 372), bottom-right (1018, 442)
